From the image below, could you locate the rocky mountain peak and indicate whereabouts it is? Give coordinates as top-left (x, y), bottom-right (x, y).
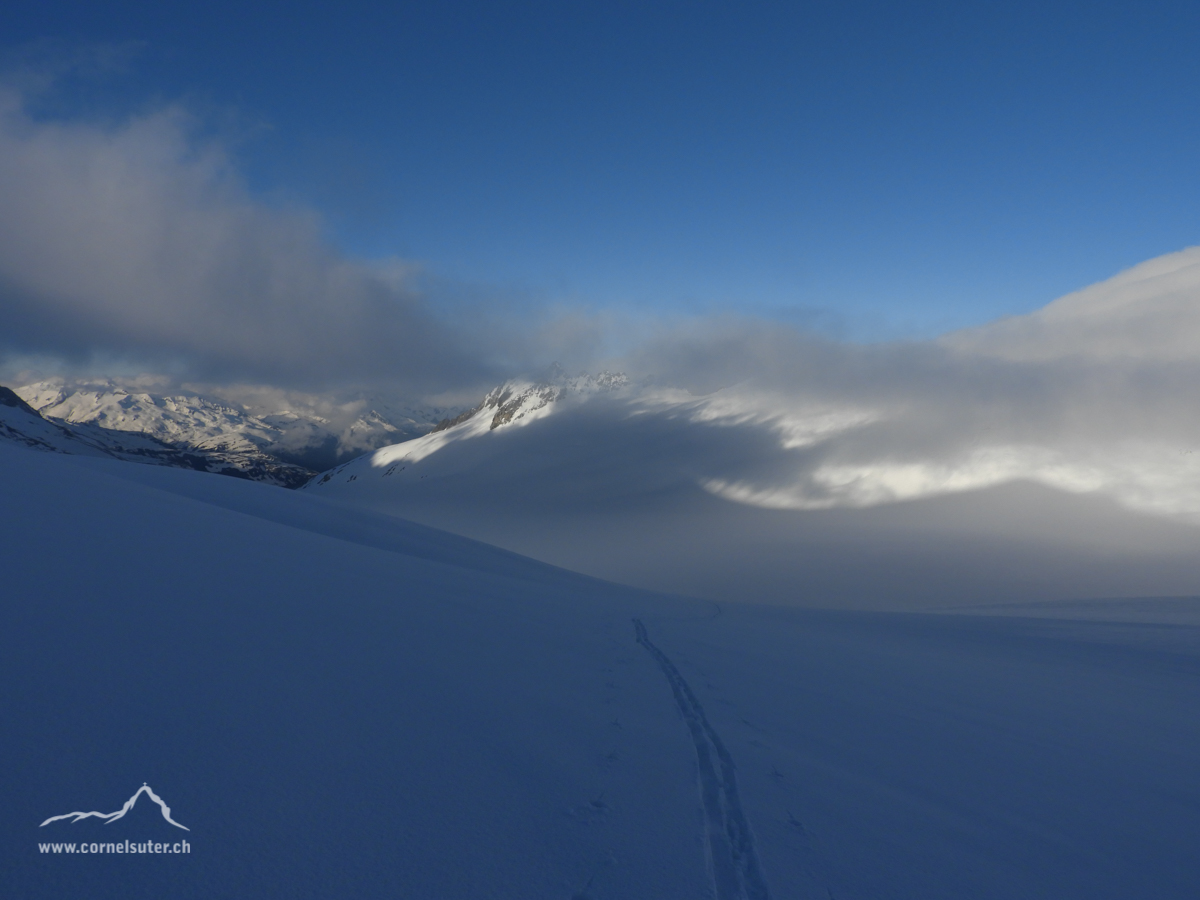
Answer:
top-left (431, 368), bottom-right (629, 434)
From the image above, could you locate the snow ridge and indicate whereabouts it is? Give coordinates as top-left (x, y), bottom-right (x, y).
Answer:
top-left (431, 367), bottom-right (628, 434)
top-left (633, 619), bottom-right (771, 900)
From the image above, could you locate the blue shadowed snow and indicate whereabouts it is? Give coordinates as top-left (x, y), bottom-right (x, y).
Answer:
top-left (2, 443), bottom-right (1199, 898)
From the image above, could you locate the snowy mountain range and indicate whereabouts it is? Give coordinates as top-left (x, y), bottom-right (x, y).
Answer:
top-left (3, 378), bottom-right (457, 487)
top-left (0, 383), bottom-right (312, 487)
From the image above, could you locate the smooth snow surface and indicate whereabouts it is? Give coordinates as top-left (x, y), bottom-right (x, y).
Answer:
top-left (3, 443), bottom-right (1199, 898)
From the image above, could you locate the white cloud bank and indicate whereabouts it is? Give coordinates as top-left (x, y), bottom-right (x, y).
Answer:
top-left (948, 247), bottom-right (1200, 362)
top-left (4, 73), bottom-right (1200, 529)
top-left (604, 248), bottom-right (1200, 520)
top-left (0, 83), bottom-right (495, 392)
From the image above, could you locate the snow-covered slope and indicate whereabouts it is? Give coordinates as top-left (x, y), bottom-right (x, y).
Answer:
top-left (1, 382), bottom-right (310, 487)
top-left (1, 383), bottom-right (235, 470)
top-left (3, 443), bottom-right (1200, 898)
top-left (0, 385), bottom-right (88, 453)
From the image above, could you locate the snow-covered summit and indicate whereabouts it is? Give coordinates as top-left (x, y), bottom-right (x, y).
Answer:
top-left (305, 368), bottom-right (630, 486)
top-left (430, 367), bottom-right (629, 435)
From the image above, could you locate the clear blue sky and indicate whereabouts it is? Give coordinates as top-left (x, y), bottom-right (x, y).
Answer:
top-left (6, 0), bottom-right (1200, 339)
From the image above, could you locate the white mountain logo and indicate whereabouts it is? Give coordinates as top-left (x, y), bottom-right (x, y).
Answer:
top-left (40, 783), bottom-right (190, 831)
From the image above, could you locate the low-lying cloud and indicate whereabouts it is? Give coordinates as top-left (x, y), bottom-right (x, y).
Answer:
top-left (5, 73), bottom-right (1200, 530)
top-left (619, 249), bottom-right (1200, 519)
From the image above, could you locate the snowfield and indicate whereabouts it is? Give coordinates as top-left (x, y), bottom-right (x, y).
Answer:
top-left (3, 442), bottom-right (1199, 898)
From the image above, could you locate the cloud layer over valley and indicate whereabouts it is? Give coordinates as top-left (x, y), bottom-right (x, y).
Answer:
top-left (304, 251), bottom-right (1200, 608)
top-left (606, 248), bottom-right (1200, 519)
top-left (6, 74), bottom-right (1200, 555)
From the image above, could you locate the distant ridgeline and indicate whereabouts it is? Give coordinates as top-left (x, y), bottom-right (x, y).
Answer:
top-left (0, 380), bottom-right (454, 488)
top-left (1, 370), bottom-right (625, 489)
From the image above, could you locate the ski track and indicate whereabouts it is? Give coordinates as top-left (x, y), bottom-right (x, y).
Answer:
top-left (633, 619), bottom-right (771, 900)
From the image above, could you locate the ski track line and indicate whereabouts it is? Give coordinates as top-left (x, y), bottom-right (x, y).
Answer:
top-left (633, 618), bottom-right (771, 900)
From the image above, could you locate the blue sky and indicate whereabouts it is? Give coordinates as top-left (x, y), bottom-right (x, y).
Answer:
top-left (5, 0), bottom-right (1200, 340)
